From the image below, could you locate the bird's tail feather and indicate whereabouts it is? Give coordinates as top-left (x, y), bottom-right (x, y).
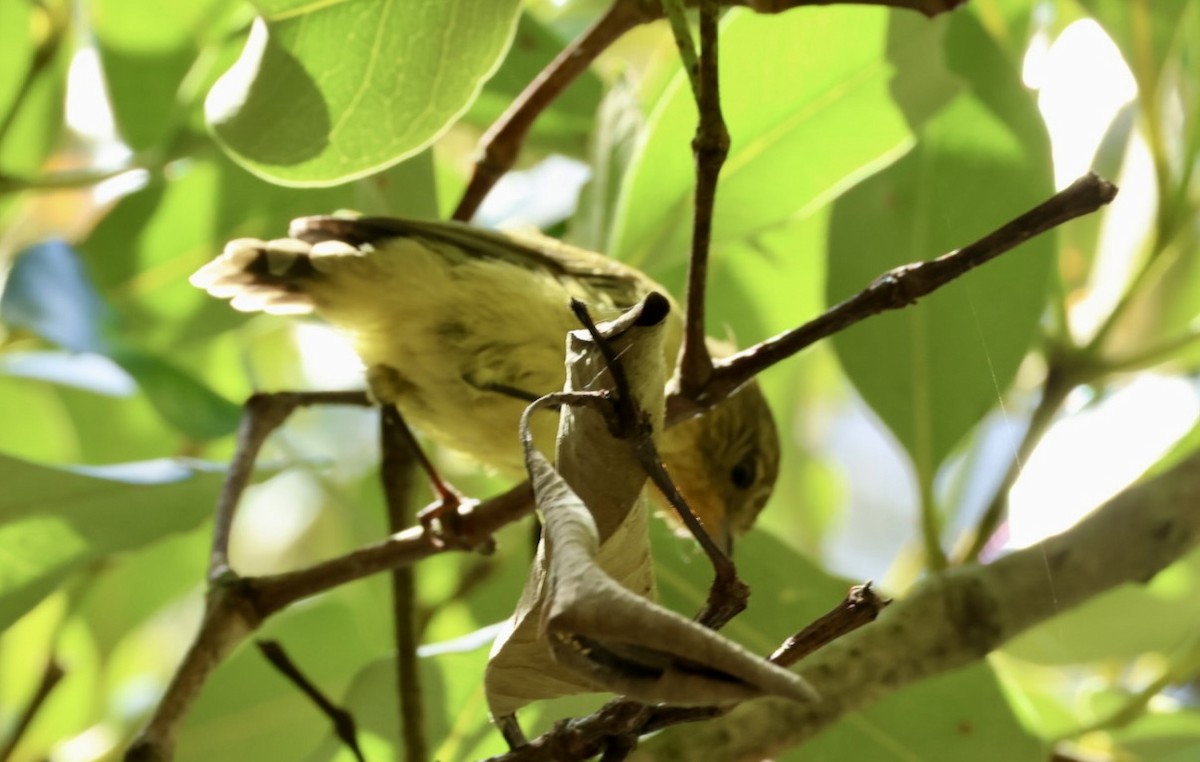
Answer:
top-left (189, 235), bottom-right (359, 315)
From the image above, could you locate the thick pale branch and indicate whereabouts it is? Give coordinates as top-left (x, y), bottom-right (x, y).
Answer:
top-left (634, 447), bottom-right (1200, 760)
top-left (667, 173), bottom-right (1119, 424)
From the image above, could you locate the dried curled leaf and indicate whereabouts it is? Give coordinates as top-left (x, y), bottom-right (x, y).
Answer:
top-left (485, 295), bottom-right (815, 720)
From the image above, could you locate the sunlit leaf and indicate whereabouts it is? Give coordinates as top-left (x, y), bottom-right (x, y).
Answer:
top-left (205, 0), bottom-right (522, 185)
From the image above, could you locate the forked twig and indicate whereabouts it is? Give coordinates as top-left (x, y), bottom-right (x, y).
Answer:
top-left (209, 391), bottom-right (371, 580)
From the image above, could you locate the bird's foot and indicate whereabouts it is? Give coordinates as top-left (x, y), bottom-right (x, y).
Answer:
top-left (418, 485), bottom-right (491, 553)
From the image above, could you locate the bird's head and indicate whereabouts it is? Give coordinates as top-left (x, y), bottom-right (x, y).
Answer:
top-left (656, 380), bottom-right (780, 553)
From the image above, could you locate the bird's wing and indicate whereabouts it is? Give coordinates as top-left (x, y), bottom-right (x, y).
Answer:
top-left (290, 216), bottom-right (657, 311)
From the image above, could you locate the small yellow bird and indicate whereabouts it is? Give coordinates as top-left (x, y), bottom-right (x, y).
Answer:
top-left (190, 216), bottom-right (779, 549)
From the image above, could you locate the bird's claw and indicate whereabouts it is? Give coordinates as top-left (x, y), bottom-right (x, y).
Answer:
top-left (418, 491), bottom-right (492, 553)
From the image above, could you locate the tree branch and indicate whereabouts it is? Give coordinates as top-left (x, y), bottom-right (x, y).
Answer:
top-left (449, 0), bottom-right (965, 222)
top-left (125, 482), bottom-right (534, 762)
top-left (667, 173), bottom-right (1119, 424)
top-left (633, 446), bottom-right (1200, 760)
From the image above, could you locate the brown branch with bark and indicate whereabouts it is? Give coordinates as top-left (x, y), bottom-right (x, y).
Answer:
top-left (666, 172), bottom-right (1119, 424)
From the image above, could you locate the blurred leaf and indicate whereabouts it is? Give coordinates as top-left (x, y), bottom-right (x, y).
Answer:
top-left (1005, 548), bottom-right (1200, 664)
top-left (1077, 0), bottom-right (1193, 95)
top-left (74, 525), bottom-right (207, 658)
top-left (1113, 710), bottom-right (1200, 762)
top-left (792, 663), bottom-right (1045, 761)
top-left (609, 6), bottom-right (912, 275)
top-left (0, 455), bottom-right (221, 631)
top-left (0, 0), bottom-right (35, 123)
top-left (462, 12), bottom-right (602, 159)
top-left (109, 346), bottom-right (242, 440)
top-left (0, 350), bottom-right (135, 396)
top-left (0, 0), bottom-right (67, 176)
top-left (350, 148), bottom-right (440, 219)
top-left (91, 0), bottom-right (242, 151)
top-left (569, 78), bottom-right (644, 254)
top-left (0, 374), bottom-right (78, 463)
top-left (205, 0), bottom-right (522, 185)
top-left (79, 154), bottom-right (356, 348)
top-left (827, 92), bottom-right (1053, 481)
top-left (1, 240), bottom-right (112, 353)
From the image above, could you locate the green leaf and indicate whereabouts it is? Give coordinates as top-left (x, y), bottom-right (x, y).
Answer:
top-left (794, 664), bottom-right (1045, 761)
top-left (205, 0), bottom-right (523, 185)
top-left (0, 0), bottom-right (67, 177)
top-left (1004, 548), bottom-right (1200, 664)
top-left (109, 346), bottom-right (242, 440)
top-left (609, 5), bottom-right (913, 274)
top-left (79, 154), bottom-right (356, 348)
top-left (827, 92), bottom-right (1053, 480)
top-left (90, 0), bottom-right (241, 151)
top-left (0, 455), bottom-right (222, 631)
top-left (1114, 710), bottom-right (1200, 762)
top-left (175, 597), bottom-right (383, 762)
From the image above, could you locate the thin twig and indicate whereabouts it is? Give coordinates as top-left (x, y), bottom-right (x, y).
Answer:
top-left (256, 641), bottom-right (366, 762)
top-left (380, 406), bottom-right (428, 762)
top-left (667, 173), bottom-right (1119, 425)
top-left (209, 391), bottom-right (371, 580)
top-left (768, 582), bottom-right (891, 666)
top-left (0, 657), bottom-right (64, 762)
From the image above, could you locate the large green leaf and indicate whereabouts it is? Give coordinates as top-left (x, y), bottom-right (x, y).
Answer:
top-left (1005, 548), bottom-right (1200, 664)
top-left (205, 0), bottom-right (522, 185)
top-left (0, 455), bottom-right (221, 631)
top-left (794, 663), bottom-right (1045, 761)
top-left (608, 5), bottom-right (912, 274)
top-left (827, 91), bottom-right (1053, 480)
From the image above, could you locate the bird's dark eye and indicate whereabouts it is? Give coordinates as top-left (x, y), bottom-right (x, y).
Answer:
top-left (730, 453), bottom-right (757, 490)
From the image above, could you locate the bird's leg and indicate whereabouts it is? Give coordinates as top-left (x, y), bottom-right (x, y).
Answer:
top-left (379, 403), bottom-right (481, 549)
